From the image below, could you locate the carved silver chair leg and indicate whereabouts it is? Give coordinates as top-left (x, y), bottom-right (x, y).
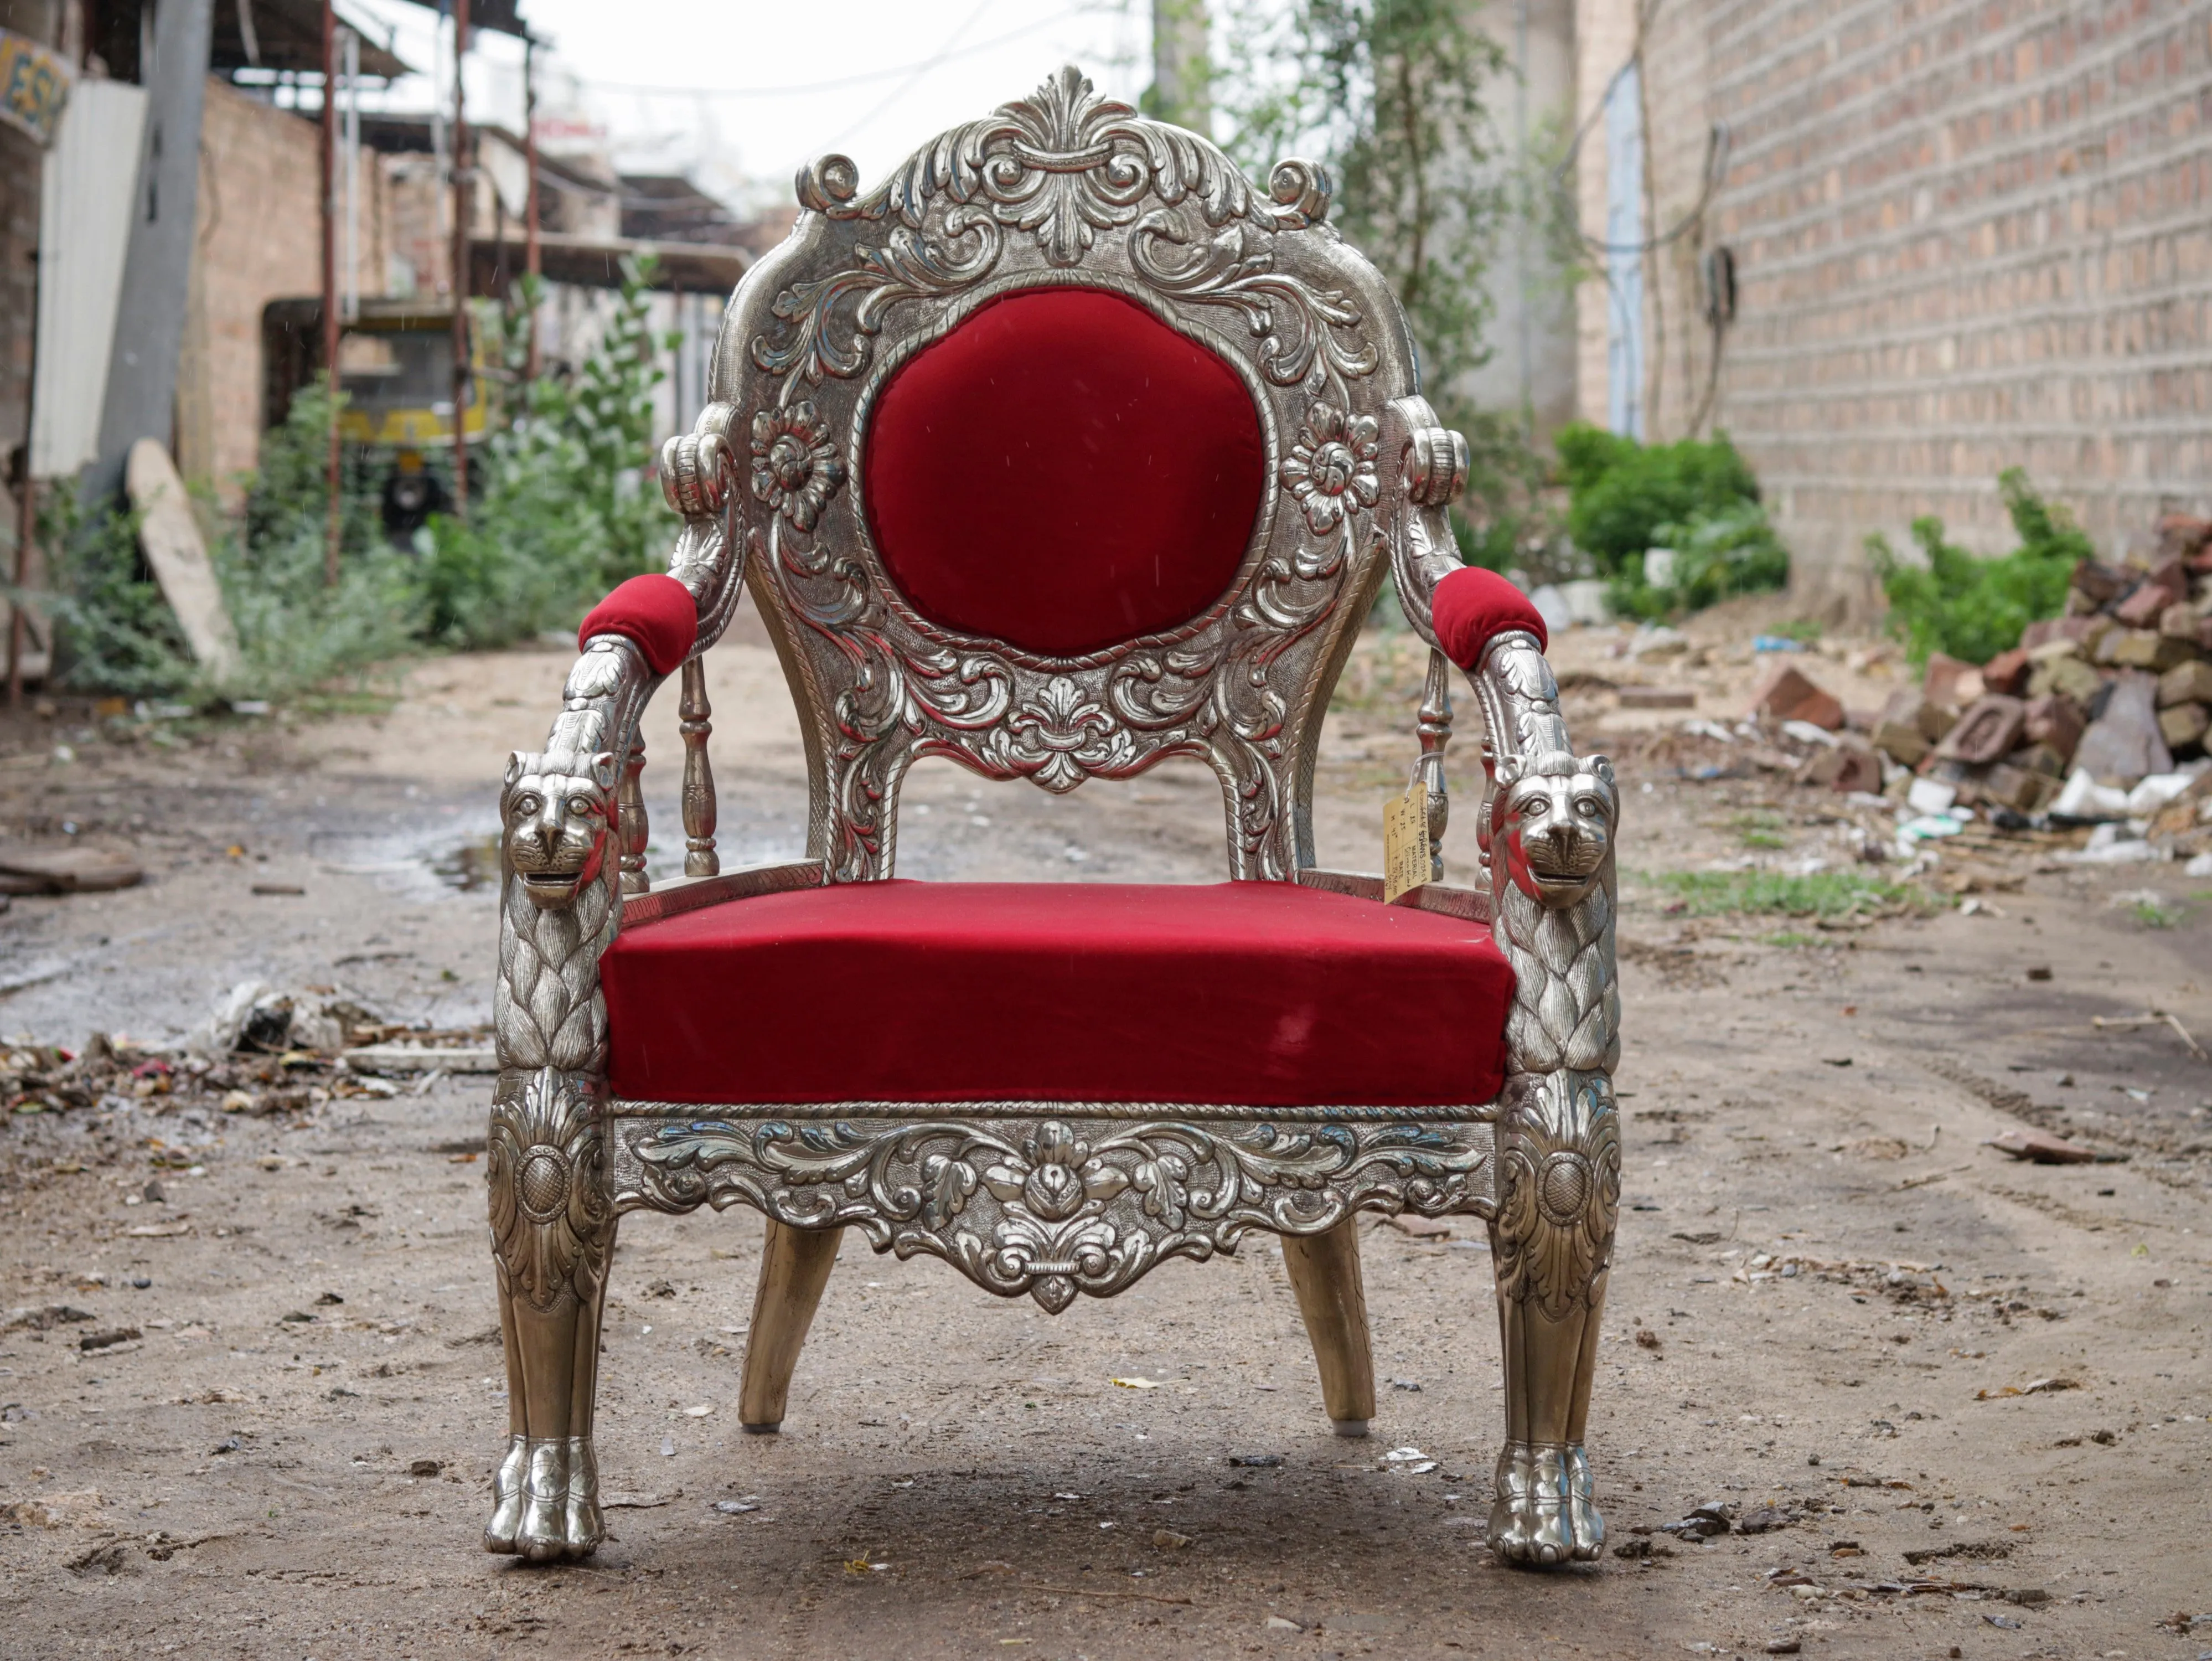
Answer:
top-left (1486, 1067), bottom-right (1620, 1565)
top-left (738, 1220), bottom-right (843, 1433)
top-left (1279, 1218), bottom-right (1377, 1437)
top-left (484, 1069), bottom-right (617, 1562)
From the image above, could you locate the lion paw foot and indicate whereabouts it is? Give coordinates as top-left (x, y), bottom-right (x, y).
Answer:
top-left (1487, 1442), bottom-right (1603, 1566)
top-left (485, 1437), bottom-right (602, 1562)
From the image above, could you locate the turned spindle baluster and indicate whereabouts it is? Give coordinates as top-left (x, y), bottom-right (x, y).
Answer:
top-left (1416, 646), bottom-right (1452, 883)
top-left (618, 739), bottom-right (650, 895)
top-left (678, 657), bottom-right (720, 878)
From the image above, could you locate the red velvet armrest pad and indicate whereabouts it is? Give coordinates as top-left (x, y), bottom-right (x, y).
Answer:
top-left (578, 573), bottom-right (697, 675)
top-left (1431, 566), bottom-right (1547, 669)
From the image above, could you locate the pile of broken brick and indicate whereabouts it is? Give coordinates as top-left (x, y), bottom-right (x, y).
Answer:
top-left (1748, 515), bottom-right (2212, 839)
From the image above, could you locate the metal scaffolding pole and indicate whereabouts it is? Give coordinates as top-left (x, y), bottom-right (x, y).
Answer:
top-left (449, 0), bottom-right (472, 517)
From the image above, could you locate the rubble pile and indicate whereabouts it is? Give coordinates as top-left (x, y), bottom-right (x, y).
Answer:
top-left (1858, 515), bottom-right (2212, 824)
top-left (3, 985), bottom-right (490, 1122)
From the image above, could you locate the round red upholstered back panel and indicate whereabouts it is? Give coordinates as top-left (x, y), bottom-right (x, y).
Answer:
top-left (862, 288), bottom-right (1266, 656)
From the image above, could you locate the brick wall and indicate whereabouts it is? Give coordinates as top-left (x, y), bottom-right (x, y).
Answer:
top-left (176, 77), bottom-right (323, 496)
top-left (1580, 0), bottom-right (2212, 605)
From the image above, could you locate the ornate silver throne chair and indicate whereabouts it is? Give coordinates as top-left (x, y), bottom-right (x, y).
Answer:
top-left (485, 68), bottom-right (1621, 1570)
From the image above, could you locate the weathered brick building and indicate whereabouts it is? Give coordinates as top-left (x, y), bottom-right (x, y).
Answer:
top-left (1575, 0), bottom-right (2212, 605)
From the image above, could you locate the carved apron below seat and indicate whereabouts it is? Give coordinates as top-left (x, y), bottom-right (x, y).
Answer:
top-left (482, 65), bottom-right (1621, 1572)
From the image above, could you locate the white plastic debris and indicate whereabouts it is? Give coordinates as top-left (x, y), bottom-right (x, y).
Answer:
top-left (2186, 851), bottom-right (2212, 878)
top-left (187, 980), bottom-right (271, 1059)
top-left (1560, 579), bottom-right (1614, 627)
top-left (1782, 720), bottom-right (1840, 748)
top-left (2056, 822), bottom-right (2162, 864)
top-left (1905, 777), bottom-right (1958, 816)
top-left (2050, 767), bottom-right (2131, 823)
top-left (1528, 584), bottom-right (1575, 636)
top-left (2125, 768), bottom-right (2206, 818)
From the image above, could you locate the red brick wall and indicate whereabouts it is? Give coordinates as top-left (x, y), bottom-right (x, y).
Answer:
top-left (1589, 0), bottom-right (2212, 601)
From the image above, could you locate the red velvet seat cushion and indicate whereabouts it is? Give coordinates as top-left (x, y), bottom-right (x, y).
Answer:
top-left (603, 881), bottom-right (1513, 1107)
top-left (863, 289), bottom-right (1265, 656)
top-left (578, 573), bottom-right (697, 674)
top-left (1431, 565), bottom-right (1548, 669)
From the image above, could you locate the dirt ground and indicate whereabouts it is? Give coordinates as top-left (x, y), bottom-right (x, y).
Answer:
top-left (1, 610), bottom-right (2208, 1660)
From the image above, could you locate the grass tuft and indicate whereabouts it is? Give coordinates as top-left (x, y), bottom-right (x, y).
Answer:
top-left (1643, 868), bottom-right (1935, 920)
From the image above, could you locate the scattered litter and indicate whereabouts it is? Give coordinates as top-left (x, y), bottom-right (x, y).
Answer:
top-left (2089, 1008), bottom-right (2208, 1060)
top-left (1975, 1378), bottom-right (2081, 1400)
top-left (683, 1402), bottom-right (714, 1417)
top-left (1152, 1529), bottom-right (1192, 1550)
top-left (1619, 686), bottom-right (1696, 709)
top-left (1982, 1128), bottom-right (2096, 1164)
top-left (0, 848), bottom-right (143, 895)
top-left (711, 1497), bottom-right (761, 1514)
top-left (1110, 1376), bottom-right (1161, 1390)
top-left (344, 1043), bottom-right (499, 1075)
top-left (2049, 768), bottom-right (2130, 823)
top-left (1384, 1213), bottom-right (1454, 1238)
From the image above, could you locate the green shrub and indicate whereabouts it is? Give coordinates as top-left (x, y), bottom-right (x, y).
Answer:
top-left (1867, 468), bottom-right (2089, 666)
top-left (419, 261), bottom-right (677, 648)
top-left (30, 491), bottom-right (194, 697)
top-left (1554, 421), bottom-right (1763, 573)
top-left (1607, 498), bottom-right (1791, 621)
top-left (215, 380), bottom-right (422, 698)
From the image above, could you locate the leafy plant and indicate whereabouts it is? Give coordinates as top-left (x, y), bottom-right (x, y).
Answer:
top-left (216, 378), bottom-right (421, 697)
top-left (28, 491), bottom-right (193, 697)
top-left (1554, 422), bottom-right (1764, 573)
top-left (1868, 468), bottom-right (2089, 667)
top-left (1608, 499), bottom-right (1791, 621)
top-left (1219, 0), bottom-right (1508, 398)
top-left (418, 260), bottom-right (678, 649)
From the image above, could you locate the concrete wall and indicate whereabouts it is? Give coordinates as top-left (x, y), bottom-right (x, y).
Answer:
top-left (1576, 0), bottom-right (2212, 604)
top-left (1458, 0), bottom-right (1580, 435)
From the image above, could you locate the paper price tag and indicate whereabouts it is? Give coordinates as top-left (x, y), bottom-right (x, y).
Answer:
top-left (1382, 782), bottom-right (1431, 904)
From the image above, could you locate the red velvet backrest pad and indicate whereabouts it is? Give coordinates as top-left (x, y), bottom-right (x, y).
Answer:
top-left (1430, 565), bottom-right (1547, 670)
top-left (864, 288), bottom-right (1267, 656)
top-left (602, 881), bottom-right (1516, 1107)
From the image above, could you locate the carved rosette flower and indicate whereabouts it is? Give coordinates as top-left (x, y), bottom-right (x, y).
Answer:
top-left (749, 401), bottom-right (846, 530)
top-left (982, 1121), bottom-right (1129, 1223)
top-left (1280, 403), bottom-right (1379, 534)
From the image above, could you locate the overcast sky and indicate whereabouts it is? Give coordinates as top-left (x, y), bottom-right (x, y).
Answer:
top-left (347, 0), bottom-right (1169, 210)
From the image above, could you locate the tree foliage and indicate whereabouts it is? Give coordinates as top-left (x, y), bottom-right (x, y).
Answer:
top-left (1219, 0), bottom-right (1508, 398)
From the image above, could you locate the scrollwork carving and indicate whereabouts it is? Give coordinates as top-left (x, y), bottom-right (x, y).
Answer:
top-left (716, 66), bottom-right (1398, 880)
top-left (614, 1114), bottom-right (1495, 1313)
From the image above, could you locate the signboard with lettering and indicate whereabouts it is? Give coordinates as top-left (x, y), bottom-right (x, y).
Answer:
top-left (0, 27), bottom-right (71, 147)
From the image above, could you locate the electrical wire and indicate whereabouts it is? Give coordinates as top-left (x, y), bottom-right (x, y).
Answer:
top-left (563, 6), bottom-right (1092, 103)
top-left (823, 0), bottom-right (998, 153)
